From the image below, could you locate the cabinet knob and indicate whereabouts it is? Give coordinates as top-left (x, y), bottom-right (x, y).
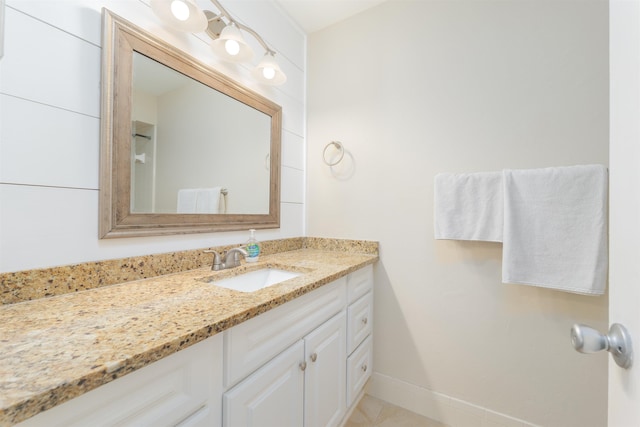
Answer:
top-left (310, 353), bottom-right (318, 362)
top-left (361, 364), bottom-right (368, 372)
top-left (362, 317), bottom-right (368, 325)
top-left (299, 361), bottom-right (307, 371)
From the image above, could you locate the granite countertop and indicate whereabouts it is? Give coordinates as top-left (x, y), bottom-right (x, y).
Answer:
top-left (0, 248), bottom-right (377, 426)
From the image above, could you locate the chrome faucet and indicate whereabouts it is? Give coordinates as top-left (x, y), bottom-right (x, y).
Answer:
top-left (204, 247), bottom-right (248, 271)
top-left (223, 247), bottom-right (248, 269)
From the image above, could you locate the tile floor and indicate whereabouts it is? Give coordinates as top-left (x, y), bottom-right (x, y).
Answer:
top-left (345, 394), bottom-right (449, 427)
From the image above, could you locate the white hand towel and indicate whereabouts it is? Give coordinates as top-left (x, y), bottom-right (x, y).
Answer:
top-left (195, 187), bottom-right (222, 213)
top-left (502, 165), bottom-right (608, 295)
top-left (434, 171), bottom-right (503, 242)
top-left (177, 189), bottom-right (198, 213)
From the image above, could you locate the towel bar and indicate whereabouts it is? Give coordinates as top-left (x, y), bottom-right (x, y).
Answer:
top-left (323, 141), bottom-right (344, 166)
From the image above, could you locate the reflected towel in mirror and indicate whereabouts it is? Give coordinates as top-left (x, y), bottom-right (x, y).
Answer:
top-left (177, 187), bottom-right (222, 213)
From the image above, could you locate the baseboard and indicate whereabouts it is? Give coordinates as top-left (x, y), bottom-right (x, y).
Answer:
top-left (368, 372), bottom-right (539, 427)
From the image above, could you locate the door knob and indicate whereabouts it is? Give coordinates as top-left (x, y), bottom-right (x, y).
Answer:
top-left (570, 323), bottom-right (633, 369)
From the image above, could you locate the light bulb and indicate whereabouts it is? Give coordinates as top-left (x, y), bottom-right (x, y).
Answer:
top-left (262, 67), bottom-right (276, 80)
top-left (170, 0), bottom-right (190, 21)
top-left (225, 39), bottom-right (240, 56)
top-left (252, 52), bottom-right (286, 85)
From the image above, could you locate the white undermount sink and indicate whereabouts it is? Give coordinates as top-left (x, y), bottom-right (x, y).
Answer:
top-left (208, 268), bottom-right (301, 292)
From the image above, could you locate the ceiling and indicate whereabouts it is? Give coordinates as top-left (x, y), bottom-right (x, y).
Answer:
top-left (275, 0), bottom-right (387, 33)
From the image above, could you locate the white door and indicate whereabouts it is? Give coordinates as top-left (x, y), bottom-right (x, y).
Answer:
top-left (609, 1), bottom-right (640, 426)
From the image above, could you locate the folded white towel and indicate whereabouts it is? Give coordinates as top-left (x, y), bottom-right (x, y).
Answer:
top-left (434, 171), bottom-right (503, 242)
top-left (195, 187), bottom-right (221, 213)
top-left (177, 189), bottom-right (198, 213)
top-left (502, 165), bottom-right (608, 295)
top-left (177, 187), bottom-right (222, 213)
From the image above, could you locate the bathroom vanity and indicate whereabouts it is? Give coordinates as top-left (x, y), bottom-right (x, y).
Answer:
top-left (223, 265), bottom-right (373, 427)
top-left (0, 244), bottom-right (376, 427)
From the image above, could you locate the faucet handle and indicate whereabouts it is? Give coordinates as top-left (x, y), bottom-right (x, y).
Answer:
top-left (204, 250), bottom-right (222, 270)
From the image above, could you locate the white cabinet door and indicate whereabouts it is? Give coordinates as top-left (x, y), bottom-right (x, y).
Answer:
top-left (304, 311), bottom-right (347, 427)
top-left (16, 335), bottom-right (224, 427)
top-left (223, 341), bottom-right (305, 427)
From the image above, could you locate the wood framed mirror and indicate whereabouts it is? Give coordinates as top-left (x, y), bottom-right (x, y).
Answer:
top-left (99, 9), bottom-right (281, 238)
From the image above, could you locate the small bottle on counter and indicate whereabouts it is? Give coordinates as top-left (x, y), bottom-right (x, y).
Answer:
top-left (245, 229), bottom-right (260, 262)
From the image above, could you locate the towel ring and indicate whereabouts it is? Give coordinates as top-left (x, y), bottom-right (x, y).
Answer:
top-left (323, 141), bottom-right (344, 166)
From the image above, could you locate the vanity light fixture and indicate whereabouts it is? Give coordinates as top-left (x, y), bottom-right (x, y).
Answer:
top-left (150, 0), bottom-right (287, 86)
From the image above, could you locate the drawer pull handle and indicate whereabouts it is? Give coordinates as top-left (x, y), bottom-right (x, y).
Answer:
top-left (361, 364), bottom-right (368, 372)
top-left (310, 353), bottom-right (318, 362)
top-left (362, 317), bottom-right (368, 325)
top-left (299, 361), bottom-right (307, 371)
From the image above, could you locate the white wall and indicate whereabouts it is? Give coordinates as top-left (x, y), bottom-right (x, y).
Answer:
top-left (0, 0), bottom-right (306, 273)
top-left (307, 1), bottom-right (608, 426)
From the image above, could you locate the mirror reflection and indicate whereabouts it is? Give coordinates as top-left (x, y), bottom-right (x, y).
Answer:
top-left (131, 52), bottom-right (271, 215)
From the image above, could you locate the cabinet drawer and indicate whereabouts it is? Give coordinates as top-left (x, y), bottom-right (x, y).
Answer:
top-left (346, 335), bottom-right (372, 408)
top-left (347, 264), bottom-right (373, 304)
top-left (347, 291), bottom-right (373, 354)
top-left (224, 277), bottom-right (347, 388)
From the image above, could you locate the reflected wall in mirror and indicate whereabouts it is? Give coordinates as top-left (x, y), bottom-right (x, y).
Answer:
top-left (100, 10), bottom-right (281, 238)
top-left (131, 53), bottom-right (271, 215)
